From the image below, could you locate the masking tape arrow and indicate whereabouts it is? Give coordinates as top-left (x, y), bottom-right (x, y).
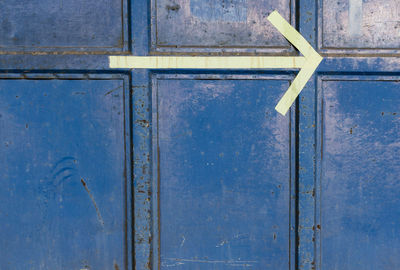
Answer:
top-left (109, 10), bottom-right (323, 116)
top-left (267, 11), bottom-right (323, 115)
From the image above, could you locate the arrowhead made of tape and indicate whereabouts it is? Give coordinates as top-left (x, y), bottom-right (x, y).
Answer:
top-left (267, 11), bottom-right (323, 115)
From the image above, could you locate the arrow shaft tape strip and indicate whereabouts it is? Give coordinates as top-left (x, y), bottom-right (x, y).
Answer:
top-left (109, 56), bottom-right (306, 69)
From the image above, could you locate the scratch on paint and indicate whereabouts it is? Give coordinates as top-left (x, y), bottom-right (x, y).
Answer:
top-left (216, 233), bottom-right (249, 247)
top-left (180, 236), bottom-right (185, 247)
top-left (216, 239), bottom-right (229, 247)
top-left (104, 85), bottom-right (123, 96)
top-left (163, 262), bottom-right (185, 267)
top-left (163, 258), bottom-right (256, 267)
top-left (81, 178), bottom-right (104, 227)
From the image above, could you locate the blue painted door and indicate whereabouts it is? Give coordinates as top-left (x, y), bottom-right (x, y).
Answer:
top-left (0, 1), bottom-right (399, 270)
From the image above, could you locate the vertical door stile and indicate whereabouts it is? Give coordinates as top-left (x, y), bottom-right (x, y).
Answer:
top-left (298, 0), bottom-right (318, 269)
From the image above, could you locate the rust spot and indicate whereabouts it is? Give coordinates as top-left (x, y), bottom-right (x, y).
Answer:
top-left (137, 237), bottom-right (145, 244)
top-left (114, 262), bottom-right (120, 270)
top-left (142, 164), bottom-right (148, 174)
top-left (166, 4), bottom-right (180, 11)
top-left (349, 125), bottom-right (357, 134)
top-left (136, 119), bottom-right (150, 128)
top-left (317, 224), bottom-right (321, 230)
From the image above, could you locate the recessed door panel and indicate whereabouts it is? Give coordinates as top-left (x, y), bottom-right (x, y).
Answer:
top-left (319, 0), bottom-right (400, 54)
top-left (318, 77), bottom-right (400, 269)
top-left (153, 0), bottom-right (295, 53)
top-left (152, 75), bottom-right (295, 269)
top-left (0, 0), bottom-right (128, 52)
top-left (0, 75), bottom-right (130, 270)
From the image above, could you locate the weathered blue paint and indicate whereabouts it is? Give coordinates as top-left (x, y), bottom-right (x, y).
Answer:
top-left (0, 74), bottom-right (131, 270)
top-left (316, 77), bottom-right (400, 270)
top-left (0, 0), bottom-right (129, 53)
top-left (319, 0), bottom-right (400, 55)
top-left (131, 1), bottom-right (153, 269)
top-left (2, 1), bottom-right (297, 269)
top-left (153, 0), bottom-right (295, 54)
top-left (298, 0), bottom-right (318, 269)
top-left (132, 69), bottom-right (153, 270)
top-left (1, 0), bottom-right (400, 269)
top-left (313, 0), bottom-right (400, 269)
top-left (190, 0), bottom-right (247, 22)
top-left (151, 74), bottom-right (296, 269)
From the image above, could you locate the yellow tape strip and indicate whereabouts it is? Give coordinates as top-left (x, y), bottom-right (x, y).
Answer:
top-left (268, 11), bottom-right (320, 60)
top-left (267, 11), bottom-right (323, 115)
top-left (109, 56), bottom-right (306, 69)
top-left (274, 63), bottom-right (317, 115)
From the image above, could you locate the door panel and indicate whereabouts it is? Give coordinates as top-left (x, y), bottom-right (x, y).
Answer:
top-left (0, 74), bottom-right (131, 270)
top-left (319, 0), bottom-right (400, 54)
top-left (0, 0), bottom-right (129, 53)
top-left (151, 74), bottom-right (295, 269)
top-left (317, 77), bottom-right (400, 270)
top-left (152, 0), bottom-right (295, 54)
